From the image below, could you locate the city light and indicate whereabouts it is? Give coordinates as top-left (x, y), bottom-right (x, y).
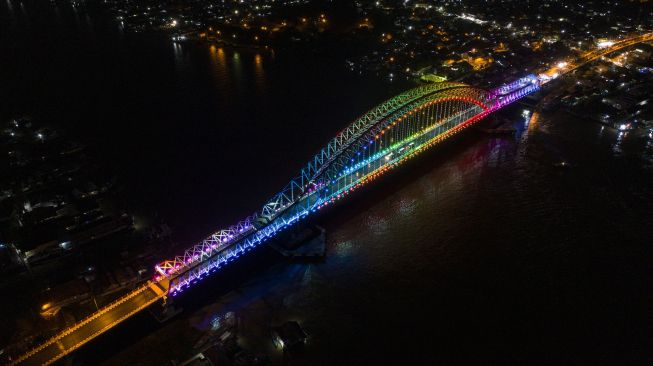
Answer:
top-left (597, 40), bottom-right (615, 48)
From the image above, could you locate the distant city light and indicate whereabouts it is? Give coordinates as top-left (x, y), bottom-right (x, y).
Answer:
top-left (458, 13), bottom-right (487, 25)
top-left (597, 40), bottom-right (614, 48)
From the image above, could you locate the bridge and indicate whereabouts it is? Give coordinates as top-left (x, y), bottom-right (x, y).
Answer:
top-left (9, 32), bottom-right (652, 366)
top-left (538, 32), bottom-right (653, 80)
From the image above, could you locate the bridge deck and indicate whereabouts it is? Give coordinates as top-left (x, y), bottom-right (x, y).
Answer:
top-left (11, 281), bottom-right (167, 366)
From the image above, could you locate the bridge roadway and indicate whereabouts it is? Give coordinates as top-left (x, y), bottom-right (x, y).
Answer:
top-left (540, 32), bottom-right (653, 80)
top-left (9, 32), bottom-right (653, 366)
top-left (9, 281), bottom-right (168, 366)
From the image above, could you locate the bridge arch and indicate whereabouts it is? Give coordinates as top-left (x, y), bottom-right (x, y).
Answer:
top-left (157, 83), bottom-right (495, 285)
top-left (309, 86), bottom-right (492, 187)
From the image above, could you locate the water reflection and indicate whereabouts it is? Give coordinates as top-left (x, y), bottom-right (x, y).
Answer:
top-left (254, 53), bottom-right (267, 94)
top-left (5, 0), bottom-right (13, 15)
top-left (612, 130), bottom-right (626, 155)
top-left (254, 53), bottom-right (262, 66)
top-left (209, 45), bottom-right (232, 93)
top-left (231, 51), bottom-right (243, 91)
top-left (217, 47), bottom-right (226, 64)
top-left (117, 20), bottom-right (124, 36)
top-left (172, 42), bottom-right (185, 68)
top-left (333, 240), bottom-right (355, 258)
top-left (206, 47), bottom-right (268, 96)
top-left (397, 198), bottom-right (417, 215)
top-left (640, 132), bottom-right (652, 169)
top-left (84, 14), bottom-right (93, 31)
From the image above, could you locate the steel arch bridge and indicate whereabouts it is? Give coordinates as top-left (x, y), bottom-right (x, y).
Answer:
top-left (156, 75), bottom-right (539, 294)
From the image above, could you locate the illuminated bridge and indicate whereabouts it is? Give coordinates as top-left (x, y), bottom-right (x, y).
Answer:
top-left (10, 32), bottom-right (652, 366)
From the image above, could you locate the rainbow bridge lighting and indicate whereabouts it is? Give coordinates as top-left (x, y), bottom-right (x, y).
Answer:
top-left (157, 77), bottom-right (541, 295)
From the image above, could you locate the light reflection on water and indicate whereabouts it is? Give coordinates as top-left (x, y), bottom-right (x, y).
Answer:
top-left (205, 45), bottom-right (270, 99)
top-left (613, 130), bottom-right (626, 155)
top-left (183, 109), bottom-right (653, 364)
top-left (253, 53), bottom-right (267, 95)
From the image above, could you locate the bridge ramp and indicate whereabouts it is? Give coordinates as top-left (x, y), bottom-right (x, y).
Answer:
top-left (11, 281), bottom-right (167, 366)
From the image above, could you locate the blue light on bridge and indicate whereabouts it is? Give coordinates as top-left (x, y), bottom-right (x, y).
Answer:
top-left (163, 76), bottom-right (541, 296)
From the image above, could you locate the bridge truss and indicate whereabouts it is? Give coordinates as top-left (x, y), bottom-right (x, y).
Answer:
top-left (161, 76), bottom-right (540, 294)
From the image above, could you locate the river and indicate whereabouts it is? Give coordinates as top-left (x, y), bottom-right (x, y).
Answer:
top-left (2, 1), bottom-right (653, 365)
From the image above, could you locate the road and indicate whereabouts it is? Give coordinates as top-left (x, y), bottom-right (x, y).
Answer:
top-left (540, 32), bottom-right (653, 81)
top-left (10, 281), bottom-right (167, 366)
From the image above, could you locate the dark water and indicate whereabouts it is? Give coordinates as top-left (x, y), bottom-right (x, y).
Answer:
top-left (0, 0), bottom-right (408, 243)
top-left (3, 2), bottom-right (653, 365)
